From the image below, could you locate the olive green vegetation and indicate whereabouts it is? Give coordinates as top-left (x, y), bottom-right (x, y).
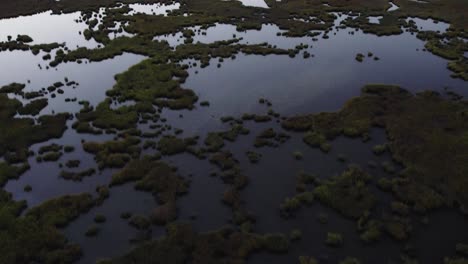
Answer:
top-left (325, 232), bottom-right (343, 247)
top-left (359, 218), bottom-right (382, 243)
top-left (107, 60), bottom-right (197, 110)
top-left (372, 144), bottom-right (387, 155)
top-left (157, 135), bottom-right (197, 155)
top-left (0, 192), bottom-right (98, 264)
top-left (299, 256), bottom-right (319, 264)
top-left (204, 132), bottom-right (225, 152)
top-left (23, 185), bottom-right (32, 192)
top-left (290, 229), bottom-right (302, 241)
top-left (39, 143), bottom-right (62, 154)
top-left (296, 171), bottom-right (318, 193)
top-left (60, 168), bottom-right (96, 181)
top-left (65, 159), bottom-right (80, 168)
top-left (94, 214), bottom-right (106, 223)
top-left (202, 124), bottom-right (250, 154)
top-left (104, 223), bottom-right (289, 264)
top-left (2, 0), bottom-right (467, 80)
top-left (246, 150), bottom-right (262, 164)
top-left (0, 40), bottom-right (63, 54)
top-left (64, 145), bottom-right (75, 153)
top-left (72, 60), bottom-right (200, 135)
top-left (283, 84), bottom-right (468, 214)
top-left (0, 87), bottom-right (69, 163)
top-left (303, 131), bottom-right (331, 153)
top-left (82, 136), bottom-right (141, 169)
top-left (279, 192), bottom-right (314, 218)
top-left (110, 157), bottom-right (189, 224)
top-left (209, 150), bottom-right (251, 225)
top-left (293, 151), bottom-right (303, 160)
top-left (417, 31), bottom-right (468, 81)
top-left (0, 162), bottom-right (30, 187)
top-left (313, 166), bottom-right (375, 219)
top-left (128, 214), bottom-right (151, 230)
top-left (37, 151), bottom-right (62, 162)
top-left (0, 83), bottom-right (25, 94)
top-left (85, 225), bottom-right (100, 237)
top-left (74, 99), bottom-right (139, 132)
top-left (16, 35), bottom-right (33, 43)
top-left (254, 127), bottom-right (290, 148)
top-left (355, 53), bottom-right (365, 62)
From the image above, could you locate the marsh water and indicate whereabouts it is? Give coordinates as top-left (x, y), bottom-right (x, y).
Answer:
top-left (1, 2), bottom-right (467, 264)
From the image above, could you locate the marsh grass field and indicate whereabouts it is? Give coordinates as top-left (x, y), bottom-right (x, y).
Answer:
top-left (0, 0), bottom-right (467, 263)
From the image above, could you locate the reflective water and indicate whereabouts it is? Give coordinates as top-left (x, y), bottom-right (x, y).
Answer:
top-left (0, 11), bottom-right (99, 48)
top-left (128, 2), bottom-right (181, 15)
top-left (387, 2), bottom-right (399, 12)
top-left (236, 0), bottom-right (269, 8)
top-left (406, 17), bottom-right (450, 32)
top-left (368, 16), bottom-right (382, 24)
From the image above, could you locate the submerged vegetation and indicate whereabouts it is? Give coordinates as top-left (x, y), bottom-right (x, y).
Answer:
top-left (105, 223), bottom-right (289, 263)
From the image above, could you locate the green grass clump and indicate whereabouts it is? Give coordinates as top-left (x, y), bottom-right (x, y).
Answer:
top-left (325, 232), bottom-right (343, 247)
top-left (372, 144), bottom-right (387, 155)
top-left (359, 219), bottom-right (382, 243)
top-left (75, 99), bottom-right (139, 132)
top-left (0, 190), bottom-right (91, 263)
top-left (303, 131), bottom-right (331, 153)
top-left (280, 192), bottom-right (314, 218)
top-left (157, 135), bottom-right (197, 155)
top-left (82, 136), bottom-right (141, 169)
top-left (120, 212), bottom-right (131, 219)
top-left (391, 201), bottom-right (409, 215)
top-left (26, 193), bottom-right (95, 227)
top-left (284, 84), bottom-right (468, 214)
top-left (384, 219), bottom-right (411, 241)
top-left (0, 162), bottom-right (28, 186)
top-left (64, 145), bottom-right (75, 152)
top-left (111, 157), bottom-right (189, 206)
top-left (23, 184), bottom-right (32, 192)
top-left (293, 151), bottom-right (303, 160)
top-left (204, 132), bottom-right (224, 152)
top-left (129, 214), bottom-right (151, 230)
top-left (209, 151), bottom-right (238, 171)
top-left (355, 53), bottom-right (365, 62)
top-left (200, 101), bottom-right (210, 106)
top-left (16, 34), bottom-right (33, 43)
top-left (107, 59), bottom-right (197, 110)
top-left (105, 222), bottom-right (289, 263)
top-left (246, 151), bottom-right (262, 164)
top-left (299, 256), bottom-right (319, 264)
top-left (151, 201), bottom-right (177, 225)
top-left (85, 225), bottom-right (100, 237)
top-left (290, 229), bottom-right (302, 241)
top-left (0, 94), bottom-right (69, 159)
top-left (39, 151), bottom-right (62, 162)
top-left (38, 143), bottom-right (62, 154)
top-left (65, 159), bottom-right (80, 168)
top-left (60, 168), bottom-right (96, 181)
top-left (313, 166), bottom-right (375, 219)
top-left (0, 82), bottom-right (25, 94)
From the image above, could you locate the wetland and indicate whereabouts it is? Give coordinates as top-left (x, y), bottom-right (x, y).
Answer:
top-left (0, 0), bottom-right (467, 263)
